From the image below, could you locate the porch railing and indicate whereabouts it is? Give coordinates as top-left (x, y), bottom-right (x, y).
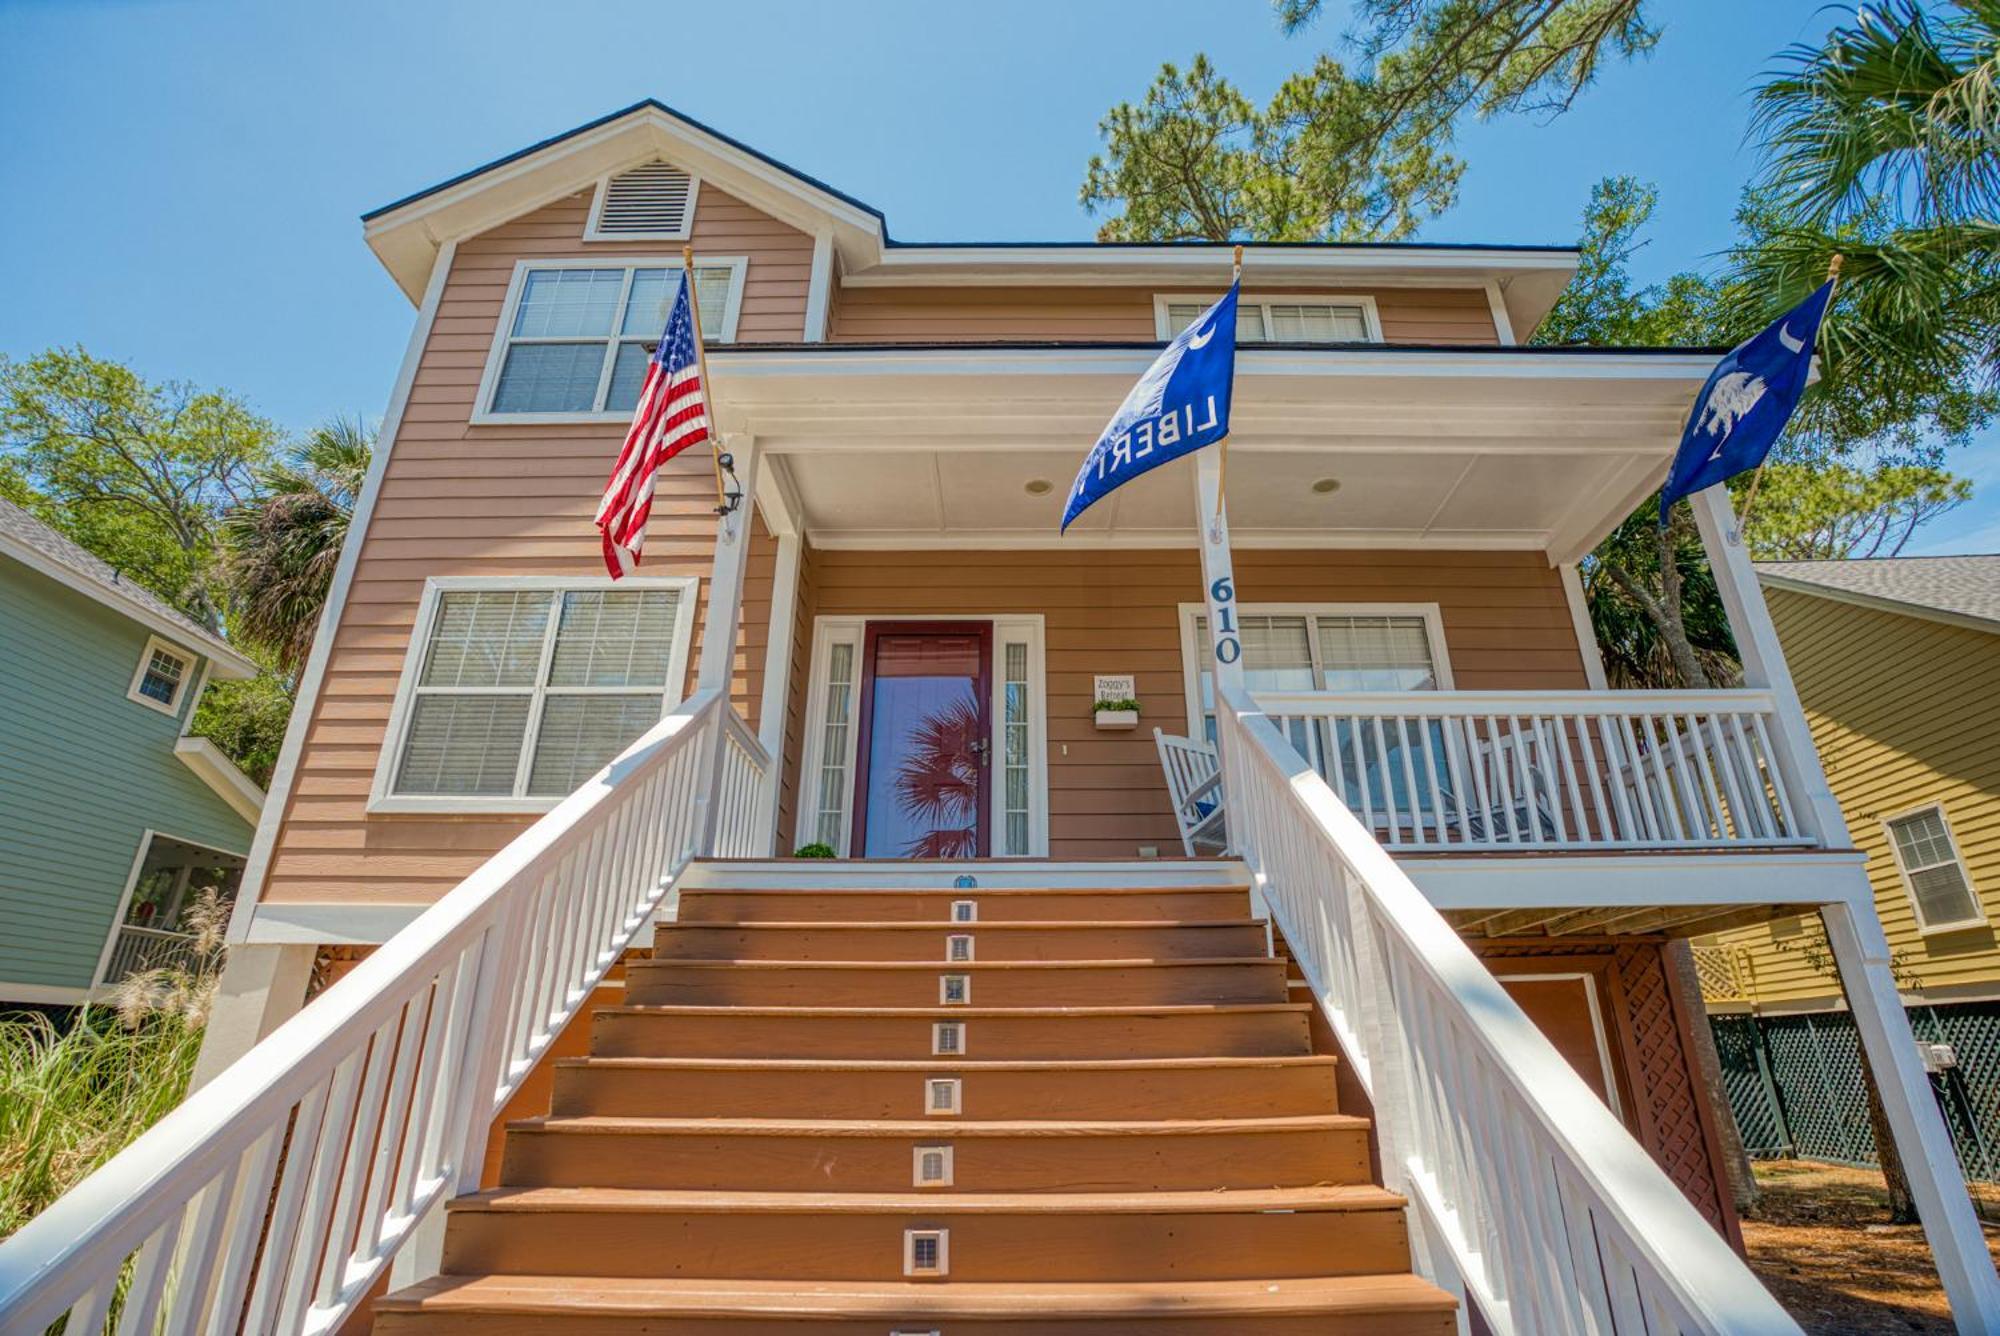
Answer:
top-left (0, 687), bottom-right (770, 1336)
top-left (1252, 688), bottom-right (1818, 852)
top-left (1217, 682), bottom-right (1802, 1334)
top-left (101, 925), bottom-right (209, 986)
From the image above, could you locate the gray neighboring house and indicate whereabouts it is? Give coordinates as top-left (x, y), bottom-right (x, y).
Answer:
top-left (0, 498), bottom-right (265, 1005)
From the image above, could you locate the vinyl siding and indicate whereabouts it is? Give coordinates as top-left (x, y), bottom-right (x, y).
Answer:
top-left (826, 285), bottom-right (1499, 345)
top-left (1704, 589), bottom-right (2000, 1007)
top-left (0, 557), bottom-right (253, 994)
top-left (776, 546), bottom-right (1588, 857)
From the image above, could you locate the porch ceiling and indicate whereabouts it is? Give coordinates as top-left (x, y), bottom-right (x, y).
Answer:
top-left (718, 346), bottom-right (1715, 560)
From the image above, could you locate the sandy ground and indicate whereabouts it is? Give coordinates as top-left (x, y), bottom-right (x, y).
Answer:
top-left (1740, 1161), bottom-right (2000, 1334)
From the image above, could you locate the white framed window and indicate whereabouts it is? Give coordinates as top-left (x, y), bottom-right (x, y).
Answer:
top-left (472, 257), bottom-right (747, 423)
top-left (1883, 803), bottom-right (1986, 934)
top-left (127, 635), bottom-right (195, 716)
top-left (793, 615), bottom-right (1048, 858)
top-left (584, 162), bottom-right (700, 242)
top-left (1154, 292), bottom-right (1382, 344)
top-left (1178, 603), bottom-right (1452, 741)
top-left (370, 576), bottom-right (697, 813)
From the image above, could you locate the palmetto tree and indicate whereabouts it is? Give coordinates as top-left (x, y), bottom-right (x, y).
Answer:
top-left (223, 417), bottom-right (372, 675)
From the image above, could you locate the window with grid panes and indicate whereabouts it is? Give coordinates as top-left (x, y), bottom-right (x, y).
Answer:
top-left (390, 584), bottom-right (690, 800)
top-left (1886, 805), bottom-right (1985, 931)
top-left (489, 264), bottom-right (737, 414)
top-left (1164, 299), bottom-right (1372, 344)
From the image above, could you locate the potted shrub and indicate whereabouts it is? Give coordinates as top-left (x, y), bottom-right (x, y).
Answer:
top-left (792, 842), bottom-right (836, 858)
top-left (1092, 697), bottom-right (1141, 730)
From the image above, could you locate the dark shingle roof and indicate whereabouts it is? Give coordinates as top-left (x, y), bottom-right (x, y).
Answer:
top-left (1756, 555), bottom-right (2000, 632)
top-left (0, 497), bottom-right (254, 671)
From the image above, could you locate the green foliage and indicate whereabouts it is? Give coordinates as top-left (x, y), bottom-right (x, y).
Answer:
top-left (1080, 54), bottom-right (1461, 241)
top-left (222, 417), bottom-right (373, 674)
top-left (193, 670), bottom-right (295, 788)
top-left (0, 347), bottom-right (280, 631)
top-left (1744, 459), bottom-right (1970, 559)
top-left (791, 842), bottom-right (837, 859)
top-left (1092, 697), bottom-right (1143, 713)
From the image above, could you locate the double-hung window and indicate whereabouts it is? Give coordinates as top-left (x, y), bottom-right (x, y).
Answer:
top-left (376, 578), bottom-right (697, 810)
top-left (1885, 804), bottom-right (1985, 933)
top-left (1185, 605), bottom-right (1448, 817)
top-left (128, 635), bottom-right (195, 715)
top-left (1158, 294), bottom-right (1379, 344)
top-left (479, 259), bottom-right (746, 418)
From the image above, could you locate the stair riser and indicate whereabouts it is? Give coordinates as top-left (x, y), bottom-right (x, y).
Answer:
top-left (677, 889), bottom-right (1252, 922)
top-left (444, 1206), bottom-right (1409, 1281)
top-left (623, 961), bottom-right (1289, 1007)
top-left (551, 1061), bottom-right (1339, 1120)
top-left (651, 924), bottom-right (1269, 961)
top-left (591, 1010), bottom-right (1312, 1060)
top-left (378, 1313), bottom-right (1457, 1335)
top-left (502, 1125), bottom-right (1366, 1192)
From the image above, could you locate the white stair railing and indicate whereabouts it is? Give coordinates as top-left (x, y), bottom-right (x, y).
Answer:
top-left (0, 686), bottom-right (769, 1336)
top-left (1216, 683), bottom-right (1801, 1335)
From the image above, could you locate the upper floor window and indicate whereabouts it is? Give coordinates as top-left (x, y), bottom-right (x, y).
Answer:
top-left (1885, 804), bottom-right (1985, 933)
top-left (477, 259), bottom-right (746, 419)
top-left (372, 577), bottom-right (697, 811)
top-left (1156, 293), bottom-right (1380, 344)
top-left (128, 635), bottom-right (194, 715)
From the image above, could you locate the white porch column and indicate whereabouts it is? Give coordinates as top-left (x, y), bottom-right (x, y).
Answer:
top-left (1194, 449), bottom-right (1254, 910)
top-left (753, 453), bottom-right (802, 853)
top-left (695, 435), bottom-right (762, 854)
top-left (1692, 483), bottom-right (2000, 1329)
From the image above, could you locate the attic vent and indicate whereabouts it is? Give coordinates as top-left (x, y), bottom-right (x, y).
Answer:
top-left (587, 163), bottom-right (696, 240)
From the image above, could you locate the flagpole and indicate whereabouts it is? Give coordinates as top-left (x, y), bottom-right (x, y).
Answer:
top-left (1215, 244), bottom-right (1243, 523)
top-left (1735, 252), bottom-right (1841, 538)
top-left (681, 245), bottom-right (729, 512)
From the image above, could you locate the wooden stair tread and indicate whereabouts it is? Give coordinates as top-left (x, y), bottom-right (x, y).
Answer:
top-left (452, 1184), bottom-right (1404, 1214)
top-left (599, 1002), bottom-right (1310, 1018)
top-left (555, 1054), bottom-right (1336, 1071)
top-left (686, 884), bottom-right (1252, 895)
top-left (664, 917), bottom-right (1265, 929)
top-left (512, 1113), bottom-right (1366, 1136)
top-left (631, 956), bottom-right (1280, 971)
top-left (378, 1272), bottom-right (1456, 1319)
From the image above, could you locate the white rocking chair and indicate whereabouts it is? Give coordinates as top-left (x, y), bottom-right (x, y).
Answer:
top-left (1154, 728), bottom-right (1227, 856)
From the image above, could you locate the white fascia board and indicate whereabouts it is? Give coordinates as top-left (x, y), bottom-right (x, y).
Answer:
top-left (849, 244), bottom-right (1579, 289)
top-left (174, 736), bottom-right (267, 825)
top-left (0, 536), bottom-right (257, 677)
top-left (1401, 849), bottom-right (1870, 911)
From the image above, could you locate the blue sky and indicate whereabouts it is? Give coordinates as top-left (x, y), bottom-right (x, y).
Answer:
top-left (1, 0), bottom-right (1993, 552)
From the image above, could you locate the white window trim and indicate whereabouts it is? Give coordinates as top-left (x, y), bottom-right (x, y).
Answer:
top-left (1881, 801), bottom-right (1988, 935)
top-left (793, 614), bottom-right (1049, 858)
top-left (127, 634), bottom-right (196, 717)
top-left (368, 574), bottom-right (699, 815)
top-left (1152, 291), bottom-right (1384, 343)
top-left (471, 256), bottom-right (749, 425)
top-left (583, 168), bottom-right (702, 243)
top-left (1176, 601), bottom-right (1454, 736)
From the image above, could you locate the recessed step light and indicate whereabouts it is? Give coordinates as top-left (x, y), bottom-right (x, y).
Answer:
top-left (931, 1022), bottom-right (964, 1056)
top-left (950, 899), bottom-right (977, 922)
top-left (946, 934), bottom-right (974, 962)
top-left (940, 974), bottom-right (970, 1005)
top-left (913, 1144), bottom-right (954, 1185)
top-left (903, 1228), bottom-right (949, 1277)
top-left (926, 1076), bottom-right (962, 1114)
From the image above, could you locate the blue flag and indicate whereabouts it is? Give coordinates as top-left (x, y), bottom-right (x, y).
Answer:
top-left (1062, 281), bottom-right (1239, 531)
top-left (1659, 280), bottom-right (1834, 524)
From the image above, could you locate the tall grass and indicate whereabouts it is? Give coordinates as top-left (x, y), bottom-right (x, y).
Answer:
top-left (0, 889), bottom-right (229, 1243)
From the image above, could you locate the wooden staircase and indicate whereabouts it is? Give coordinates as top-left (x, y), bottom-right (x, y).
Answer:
top-left (376, 862), bottom-right (1458, 1333)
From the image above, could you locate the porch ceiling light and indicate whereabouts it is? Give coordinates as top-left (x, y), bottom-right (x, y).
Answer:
top-left (1024, 478), bottom-right (1054, 495)
top-left (1311, 477), bottom-right (1342, 494)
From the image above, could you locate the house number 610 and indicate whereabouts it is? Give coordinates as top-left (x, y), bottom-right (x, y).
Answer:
top-left (1210, 576), bottom-right (1240, 664)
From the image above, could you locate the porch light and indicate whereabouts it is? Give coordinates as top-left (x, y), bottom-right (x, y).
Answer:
top-left (1024, 478), bottom-right (1054, 495)
top-left (1312, 477), bottom-right (1341, 494)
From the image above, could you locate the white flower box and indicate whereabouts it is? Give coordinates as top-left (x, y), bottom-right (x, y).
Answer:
top-left (1093, 709), bottom-right (1140, 730)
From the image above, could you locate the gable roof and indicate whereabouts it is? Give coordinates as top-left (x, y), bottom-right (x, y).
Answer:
top-left (358, 101), bottom-right (1580, 335)
top-left (0, 498), bottom-right (257, 676)
top-left (1756, 555), bottom-right (2000, 635)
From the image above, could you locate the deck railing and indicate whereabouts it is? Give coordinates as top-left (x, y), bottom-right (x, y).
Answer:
top-left (0, 687), bottom-right (770, 1336)
top-left (1251, 688), bottom-right (1818, 852)
top-left (100, 924), bottom-right (210, 986)
top-left (1217, 683), bottom-right (1802, 1334)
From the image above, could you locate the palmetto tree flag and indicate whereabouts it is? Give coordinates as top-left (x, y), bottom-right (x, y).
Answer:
top-left (1062, 281), bottom-right (1240, 531)
top-left (1659, 280), bottom-right (1835, 524)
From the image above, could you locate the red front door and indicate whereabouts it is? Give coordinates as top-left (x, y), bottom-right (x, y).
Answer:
top-left (850, 622), bottom-right (993, 859)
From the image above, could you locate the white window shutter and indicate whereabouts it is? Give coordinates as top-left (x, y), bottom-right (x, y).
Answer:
top-left (590, 163), bottom-right (696, 239)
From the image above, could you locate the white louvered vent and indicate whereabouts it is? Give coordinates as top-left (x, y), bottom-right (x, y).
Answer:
top-left (587, 163), bottom-right (697, 240)
top-left (914, 1144), bottom-right (954, 1186)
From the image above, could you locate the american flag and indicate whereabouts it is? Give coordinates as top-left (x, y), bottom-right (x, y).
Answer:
top-left (594, 276), bottom-right (710, 577)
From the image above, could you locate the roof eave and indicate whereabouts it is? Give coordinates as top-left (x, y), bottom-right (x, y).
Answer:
top-left (1757, 571), bottom-right (2000, 637)
top-left (0, 534), bottom-right (258, 676)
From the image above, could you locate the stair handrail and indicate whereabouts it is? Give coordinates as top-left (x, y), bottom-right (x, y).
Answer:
top-left (1215, 683), bottom-right (1800, 1335)
top-left (0, 686), bottom-right (768, 1336)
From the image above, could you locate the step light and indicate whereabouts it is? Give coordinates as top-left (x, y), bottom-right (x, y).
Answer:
top-left (904, 1228), bottom-right (949, 1277)
top-left (940, 973), bottom-right (971, 1005)
top-left (914, 1144), bottom-right (954, 1186)
top-left (950, 899), bottom-right (977, 923)
top-left (931, 1022), bottom-right (964, 1057)
top-left (946, 934), bottom-right (974, 962)
top-left (926, 1076), bottom-right (963, 1114)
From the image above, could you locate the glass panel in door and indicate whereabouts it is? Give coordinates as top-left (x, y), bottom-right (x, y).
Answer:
top-left (853, 625), bottom-right (992, 858)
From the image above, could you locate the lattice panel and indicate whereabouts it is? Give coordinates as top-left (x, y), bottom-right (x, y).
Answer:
top-left (1615, 944), bottom-right (1729, 1231)
top-left (1709, 1015), bottom-right (1792, 1157)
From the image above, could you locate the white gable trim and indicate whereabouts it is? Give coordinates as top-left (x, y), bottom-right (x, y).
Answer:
top-left (174, 736), bottom-right (267, 825)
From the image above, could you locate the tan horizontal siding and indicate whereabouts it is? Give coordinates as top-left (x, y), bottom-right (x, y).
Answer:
top-left (777, 547), bottom-right (1585, 858)
top-left (1704, 590), bottom-right (2000, 1006)
top-left (826, 285), bottom-right (1498, 345)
